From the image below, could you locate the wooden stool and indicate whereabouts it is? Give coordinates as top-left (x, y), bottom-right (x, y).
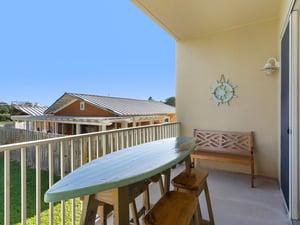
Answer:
top-left (171, 169), bottom-right (215, 225)
top-left (143, 191), bottom-right (198, 225)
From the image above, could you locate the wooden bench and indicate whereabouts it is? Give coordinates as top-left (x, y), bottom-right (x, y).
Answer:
top-left (190, 129), bottom-right (255, 188)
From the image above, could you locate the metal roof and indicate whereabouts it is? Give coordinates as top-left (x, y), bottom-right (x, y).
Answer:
top-left (45, 92), bottom-right (175, 116)
top-left (14, 105), bottom-right (48, 116)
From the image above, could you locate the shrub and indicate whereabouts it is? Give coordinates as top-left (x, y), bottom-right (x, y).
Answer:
top-left (0, 114), bottom-right (11, 121)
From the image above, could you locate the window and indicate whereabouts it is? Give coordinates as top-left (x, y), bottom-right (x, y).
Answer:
top-left (80, 102), bottom-right (85, 111)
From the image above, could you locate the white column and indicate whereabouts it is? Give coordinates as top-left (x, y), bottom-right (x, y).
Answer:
top-left (121, 122), bottom-right (128, 128)
top-left (98, 124), bottom-right (107, 131)
top-left (76, 124), bottom-right (81, 134)
top-left (43, 121), bottom-right (46, 132)
top-left (34, 120), bottom-right (37, 131)
top-left (54, 123), bottom-right (58, 134)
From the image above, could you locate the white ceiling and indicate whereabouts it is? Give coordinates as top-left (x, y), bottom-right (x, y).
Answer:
top-left (131, 0), bottom-right (284, 40)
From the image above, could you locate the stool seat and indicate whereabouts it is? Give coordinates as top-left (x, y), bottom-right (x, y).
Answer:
top-left (143, 191), bottom-right (198, 225)
top-left (172, 170), bottom-right (208, 192)
top-left (172, 169), bottom-right (215, 225)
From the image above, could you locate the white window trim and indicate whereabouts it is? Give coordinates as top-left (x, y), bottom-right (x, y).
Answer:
top-left (80, 102), bottom-right (85, 111)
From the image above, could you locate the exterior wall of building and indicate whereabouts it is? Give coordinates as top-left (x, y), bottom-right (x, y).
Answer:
top-left (176, 19), bottom-right (280, 178)
top-left (168, 113), bottom-right (176, 122)
top-left (55, 100), bottom-right (115, 117)
top-left (53, 100), bottom-right (176, 135)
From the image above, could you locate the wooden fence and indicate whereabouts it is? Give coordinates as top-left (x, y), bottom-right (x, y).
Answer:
top-left (0, 127), bottom-right (65, 174)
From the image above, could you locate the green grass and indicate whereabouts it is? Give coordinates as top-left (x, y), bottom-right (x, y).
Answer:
top-left (0, 154), bottom-right (82, 225)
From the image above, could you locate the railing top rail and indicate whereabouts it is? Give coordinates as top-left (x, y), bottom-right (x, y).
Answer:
top-left (0, 122), bottom-right (180, 152)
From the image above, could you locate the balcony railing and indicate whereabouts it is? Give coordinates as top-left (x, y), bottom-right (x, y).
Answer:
top-left (0, 122), bottom-right (180, 225)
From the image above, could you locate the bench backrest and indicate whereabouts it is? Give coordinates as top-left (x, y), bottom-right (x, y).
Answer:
top-left (193, 129), bottom-right (254, 156)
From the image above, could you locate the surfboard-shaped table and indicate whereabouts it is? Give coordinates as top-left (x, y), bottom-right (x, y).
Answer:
top-left (44, 136), bottom-right (196, 225)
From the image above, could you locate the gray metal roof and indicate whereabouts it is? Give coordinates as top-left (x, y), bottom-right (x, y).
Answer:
top-left (45, 92), bottom-right (175, 116)
top-left (14, 105), bottom-right (48, 116)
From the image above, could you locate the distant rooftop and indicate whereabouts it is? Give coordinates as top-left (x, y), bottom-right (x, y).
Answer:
top-left (45, 92), bottom-right (175, 116)
top-left (14, 105), bottom-right (48, 116)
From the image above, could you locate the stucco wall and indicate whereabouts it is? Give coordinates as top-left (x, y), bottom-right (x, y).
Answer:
top-left (176, 19), bottom-right (280, 178)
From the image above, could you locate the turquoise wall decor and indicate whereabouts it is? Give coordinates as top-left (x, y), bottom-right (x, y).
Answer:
top-left (210, 74), bottom-right (237, 106)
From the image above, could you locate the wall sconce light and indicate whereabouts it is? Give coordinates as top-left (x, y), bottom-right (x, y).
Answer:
top-left (262, 57), bottom-right (280, 75)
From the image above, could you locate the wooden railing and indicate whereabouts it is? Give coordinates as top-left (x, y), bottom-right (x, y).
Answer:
top-left (0, 122), bottom-right (180, 225)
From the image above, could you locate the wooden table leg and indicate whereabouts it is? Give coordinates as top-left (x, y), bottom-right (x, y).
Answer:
top-left (163, 169), bottom-right (171, 193)
top-left (80, 194), bottom-right (100, 225)
top-left (112, 186), bottom-right (130, 225)
top-left (185, 155), bottom-right (192, 173)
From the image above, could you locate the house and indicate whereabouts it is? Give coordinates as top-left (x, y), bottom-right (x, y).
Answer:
top-left (131, 0), bottom-right (300, 222)
top-left (11, 92), bottom-right (175, 135)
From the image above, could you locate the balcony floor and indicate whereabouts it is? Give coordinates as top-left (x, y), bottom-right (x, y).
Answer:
top-left (97, 164), bottom-right (291, 225)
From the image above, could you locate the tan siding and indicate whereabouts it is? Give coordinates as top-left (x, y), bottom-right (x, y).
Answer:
top-left (55, 100), bottom-right (116, 117)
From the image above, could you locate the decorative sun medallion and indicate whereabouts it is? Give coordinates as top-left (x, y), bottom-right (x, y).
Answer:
top-left (210, 74), bottom-right (237, 106)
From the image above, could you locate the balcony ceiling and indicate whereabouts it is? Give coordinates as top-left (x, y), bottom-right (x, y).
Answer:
top-left (131, 0), bottom-right (283, 40)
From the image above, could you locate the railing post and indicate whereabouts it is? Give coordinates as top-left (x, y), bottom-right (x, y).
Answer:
top-left (21, 147), bottom-right (27, 225)
top-left (88, 137), bottom-right (92, 162)
top-left (70, 140), bottom-right (76, 225)
top-left (35, 145), bottom-right (41, 225)
top-left (60, 141), bottom-right (65, 224)
top-left (4, 151), bottom-right (10, 225)
top-left (48, 143), bottom-right (54, 225)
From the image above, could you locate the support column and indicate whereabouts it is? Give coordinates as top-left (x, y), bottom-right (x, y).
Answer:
top-left (76, 124), bottom-right (81, 134)
top-left (121, 122), bottom-right (128, 128)
top-left (99, 124), bottom-right (107, 131)
top-left (54, 123), bottom-right (58, 134)
top-left (43, 121), bottom-right (46, 132)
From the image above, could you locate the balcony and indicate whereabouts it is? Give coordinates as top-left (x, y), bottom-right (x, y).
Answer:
top-left (101, 164), bottom-right (290, 225)
top-left (0, 122), bottom-right (290, 224)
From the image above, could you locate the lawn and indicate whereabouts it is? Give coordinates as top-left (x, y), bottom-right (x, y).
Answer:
top-left (0, 154), bottom-right (82, 224)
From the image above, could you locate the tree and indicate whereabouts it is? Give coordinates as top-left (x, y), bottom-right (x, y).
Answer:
top-left (0, 104), bottom-right (10, 114)
top-left (164, 97), bottom-right (175, 107)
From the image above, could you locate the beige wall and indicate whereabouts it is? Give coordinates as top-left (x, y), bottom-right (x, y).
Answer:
top-left (279, 0), bottom-right (294, 35)
top-left (176, 19), bottom-right (280, 178)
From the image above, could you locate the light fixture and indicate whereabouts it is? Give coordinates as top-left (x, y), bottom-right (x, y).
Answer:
top-left (262, 57), bottom-right (280, 75)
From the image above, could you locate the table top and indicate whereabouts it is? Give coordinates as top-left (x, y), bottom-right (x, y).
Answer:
top-left (44, 136), bottom-right (196, 203)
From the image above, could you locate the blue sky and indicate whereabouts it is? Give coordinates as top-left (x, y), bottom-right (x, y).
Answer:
top-left (0, 1), bottom-right (175, 106)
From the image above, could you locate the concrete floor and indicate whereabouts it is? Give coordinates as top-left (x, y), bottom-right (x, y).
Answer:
top-left (97, 164), bottom-right (292, 225)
